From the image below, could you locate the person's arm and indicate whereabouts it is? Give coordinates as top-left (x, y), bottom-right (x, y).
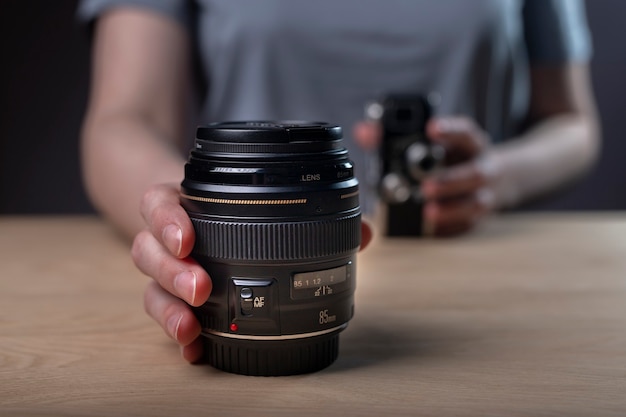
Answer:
top-left (81, 8), bottom-right (211, 362)
top-left (421, 62), bottom-right (599, 234)
top-left (81, 7), bottom-right (191, 238)
top-left (83, 8), bottom-right (375, 364)
top-left (489, 63), bottom-right (600, 209)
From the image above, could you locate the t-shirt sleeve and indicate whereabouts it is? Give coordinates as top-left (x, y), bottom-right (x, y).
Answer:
top-left (523, 0), bottom-right (592, 64)
top-left (77, 0), bottom-right (191, 29)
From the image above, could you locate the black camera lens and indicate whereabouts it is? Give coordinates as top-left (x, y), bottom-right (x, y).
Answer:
top-left (181, 121), bottom-right (361, 376)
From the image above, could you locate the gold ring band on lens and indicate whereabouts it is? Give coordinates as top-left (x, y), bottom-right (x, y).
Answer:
top-left (181, 193), bottom-right (307, 205)
top-left (340, 190), bottom-right (359, 199)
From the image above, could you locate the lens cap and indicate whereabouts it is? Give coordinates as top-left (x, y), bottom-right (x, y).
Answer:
top-left (196, 121), bottom-right (342, 143)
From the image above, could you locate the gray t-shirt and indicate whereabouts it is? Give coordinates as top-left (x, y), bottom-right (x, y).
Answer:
top-left (78, 0), bottom-right (592, 213)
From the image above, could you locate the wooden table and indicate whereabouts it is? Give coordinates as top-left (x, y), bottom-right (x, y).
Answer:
top-left (1, 214), bottom-right (625, 416)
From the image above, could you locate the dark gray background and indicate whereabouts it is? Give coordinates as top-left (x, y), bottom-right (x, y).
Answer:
top-left (1, 0), bottom-right (624, 214)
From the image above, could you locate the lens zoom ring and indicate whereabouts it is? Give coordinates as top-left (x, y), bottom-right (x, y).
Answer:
top-left (191, 213), bottom-right (360, 260)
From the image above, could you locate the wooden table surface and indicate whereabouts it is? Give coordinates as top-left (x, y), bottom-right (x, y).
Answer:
top-left (1, 214), bottom-right (625, 416)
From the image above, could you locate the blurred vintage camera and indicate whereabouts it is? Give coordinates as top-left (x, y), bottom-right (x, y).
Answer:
top-left (366, 94), bottom-right (444, 236)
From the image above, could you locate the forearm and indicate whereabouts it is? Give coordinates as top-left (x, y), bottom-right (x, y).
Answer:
top-left (491, 113), bottom-right (600, 209)
top-left (79, 8), bottom-right (193, 239)
top-left (81, 114), bottom-right (186, 239)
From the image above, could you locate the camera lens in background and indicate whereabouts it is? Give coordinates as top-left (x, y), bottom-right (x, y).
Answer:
top-left (181, 121), bottom-right (361, 376)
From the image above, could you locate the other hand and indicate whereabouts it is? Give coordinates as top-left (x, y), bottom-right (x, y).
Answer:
top-left (421, 117), bottom-right (497, 236)
top-left (353, 116), bottom-right (499, 236)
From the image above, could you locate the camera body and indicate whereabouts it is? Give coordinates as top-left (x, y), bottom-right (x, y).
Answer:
top-left (366, 94), bottom-right (444, 236)
top-left (181, 121), bottom-right (361, 376)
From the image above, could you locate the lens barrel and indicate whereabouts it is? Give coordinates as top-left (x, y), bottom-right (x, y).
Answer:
top-left (181, 121), bottom-right (361, 376)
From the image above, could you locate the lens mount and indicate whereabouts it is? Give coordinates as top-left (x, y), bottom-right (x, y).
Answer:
top-left (202, 327), bottom-right (343, 376)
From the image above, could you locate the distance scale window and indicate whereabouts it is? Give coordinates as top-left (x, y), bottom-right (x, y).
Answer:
top-left (290, 263), bottom-right (352, 300)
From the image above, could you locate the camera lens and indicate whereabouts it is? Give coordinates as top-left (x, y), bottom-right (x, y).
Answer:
top-left (181, 121), bottom-right (361, 376)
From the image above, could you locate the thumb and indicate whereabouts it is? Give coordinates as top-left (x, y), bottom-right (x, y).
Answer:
top-left (426, 117), bottom-right (488, 159)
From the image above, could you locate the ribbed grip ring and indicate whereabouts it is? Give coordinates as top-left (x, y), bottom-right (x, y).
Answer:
top-left (194, 140), bottom-right (341, 154)
top-left (190, 212), bottom-right (360, 261)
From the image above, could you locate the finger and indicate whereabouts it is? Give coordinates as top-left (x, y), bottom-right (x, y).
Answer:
top-left (421, 163), bottom-right (488, 200)
top-left (352, 120), bottom-right (382, 150)
top-left (424, 190), bottom-right (494, 237)
top-left (139, 183), bottom-right (196, 258)
top-left (360, 219), bottom-right (374, 251)
top-left (132, 230), bottom-right (212, 306)
top-left (181, 338), bottom-right (205, 364)
top-left (144, 280), bottom-right (202, 348)
top-left (426, 117), bottom-right (488, 160)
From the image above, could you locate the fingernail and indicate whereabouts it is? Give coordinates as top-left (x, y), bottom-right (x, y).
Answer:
top-left (423, 203), bottom-right (438, 220)
top-left (167, 313), bottom-right (183, 342)
top-left (420, 181), bottom-right (435, 198)
top-left (163, 224), bottom-right (182, 257)
top-left (431, 118), bottom-right (449, 134)
top-left (433, 169), bottom-right (462, 183)
top-left (435, 118), bottom-right (463, 135)
top-left (174, 271), bottom-right (198, 305)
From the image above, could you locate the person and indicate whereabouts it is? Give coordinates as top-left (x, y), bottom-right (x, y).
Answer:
top-left (78, 0), bottom-right (600, 362)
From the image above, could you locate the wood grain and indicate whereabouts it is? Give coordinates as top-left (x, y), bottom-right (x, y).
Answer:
top-left (1, 214), bottom-right (625, 416)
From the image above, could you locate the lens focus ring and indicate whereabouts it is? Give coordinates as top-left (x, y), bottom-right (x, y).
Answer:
top-left (190, 212), bottom-right (360, 261)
